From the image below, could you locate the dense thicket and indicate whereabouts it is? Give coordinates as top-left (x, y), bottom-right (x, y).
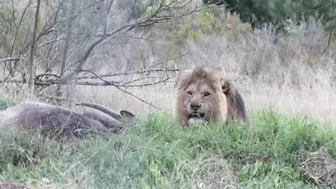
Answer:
top-left (203, 0), bottom-right (336, 34)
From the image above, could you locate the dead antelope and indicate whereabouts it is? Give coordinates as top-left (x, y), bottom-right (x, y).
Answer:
top-left (0, 100), bottom-right (136, 138)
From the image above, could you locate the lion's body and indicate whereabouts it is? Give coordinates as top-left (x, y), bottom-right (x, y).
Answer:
top-left (226, 88), bottom-right (247, 123)
top-left (173, 66), bottom-right (247, 127)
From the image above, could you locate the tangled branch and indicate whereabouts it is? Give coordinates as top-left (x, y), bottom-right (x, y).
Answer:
top-left (0, 68), bottom-right (177, 109)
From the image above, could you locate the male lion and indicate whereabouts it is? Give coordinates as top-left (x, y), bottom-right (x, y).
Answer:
top-left (173, 66), bottom-right (247, 127)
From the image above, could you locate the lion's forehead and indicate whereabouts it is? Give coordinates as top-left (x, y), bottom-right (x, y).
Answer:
top-left (176, 66), bottom-right (227, 91)
top-left (186, 79), bottom-right (221, 92)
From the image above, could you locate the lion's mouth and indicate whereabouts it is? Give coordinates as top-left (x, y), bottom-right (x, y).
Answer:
top-left (188, 113), bottom-right (207, 125)
top-left (188, 113), bottom-right (205, 119)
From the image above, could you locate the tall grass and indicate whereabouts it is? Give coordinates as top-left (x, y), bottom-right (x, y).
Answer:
top-left (1, 109), bottom-right (336, 188)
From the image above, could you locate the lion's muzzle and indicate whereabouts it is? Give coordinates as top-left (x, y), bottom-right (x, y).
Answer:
top-left (190, 104), bottom-right (201, 111)
top-left (188, 112), bottom-right (206, 125)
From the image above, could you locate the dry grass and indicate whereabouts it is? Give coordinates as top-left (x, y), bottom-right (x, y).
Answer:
top-left (2, 24), bottom-right (336, 126)
top-left (1, 8), bottom-right (335, 127)
top-left (63, 76), bottom-right (336, 126)
top-left (50, 19), bottom-right (336, 126)
top-left (299, 147), bottom-right (336, 186)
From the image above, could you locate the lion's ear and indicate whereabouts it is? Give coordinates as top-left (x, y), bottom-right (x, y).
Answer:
top-left (221, 79), bottom-right (233, 95)
top-left (222, 79), bottom-right (248, 124)
top-left (191, 67), bottom-right (206, 78)
top-left (214, 66), bottom-right (224, 71)
top-left (175, 69), bottom-right (193, 89)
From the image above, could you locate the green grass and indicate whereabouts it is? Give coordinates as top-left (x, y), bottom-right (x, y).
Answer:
top-left (0, 98), bottom-right (17, 110)
top-left (1, 109), bottom-right (336, 188)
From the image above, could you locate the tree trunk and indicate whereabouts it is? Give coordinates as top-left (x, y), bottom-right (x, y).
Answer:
top-left (27, 0), bottom-right (41, 97)
top-left (55, 0), bottom-right (76, 101)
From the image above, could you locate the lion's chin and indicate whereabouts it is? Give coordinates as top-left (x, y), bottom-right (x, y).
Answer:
top-left (188, 118), bottom-right (206, 125)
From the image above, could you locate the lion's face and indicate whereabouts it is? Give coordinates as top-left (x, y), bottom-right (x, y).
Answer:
top-left (183, 81), bottom-right (222, 124)
top-left (173, 67), bottom-right (229, 127)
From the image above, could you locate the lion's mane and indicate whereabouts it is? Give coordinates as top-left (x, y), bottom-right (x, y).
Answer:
top-left (173, 66), bottom-right (247, 127)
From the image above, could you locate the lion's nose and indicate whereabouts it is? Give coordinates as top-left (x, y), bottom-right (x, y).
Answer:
top-left (190, 104), bottom-right (201, 110)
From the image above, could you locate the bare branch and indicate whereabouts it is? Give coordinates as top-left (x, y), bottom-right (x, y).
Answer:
top-left (62, 1), bottom-right (206, 80)
top-left (113, 85), bottom-right (161, 110)
top-left (0, 0), bottom-right (209, 109)
top-left (73, 69), bottom-right (179, 80)
top-left (62, 36), bottom-right (106, 80)
top-left (122, 76), bottom-right (162, 85)
top-left (77, 69), bottom-right (120, 85)
top-left (9, 1), bottom-right (31, 57)
top-left (0, 57), bottom-right (20, 63)
top-left (34, 73), bottom-right (61, 82)
top-left (76, 68), bottom-right (172, 88)
top-left (78, 68), bottom-right (163, 109)
top-left (120, 77), bottom-right (170, 88)
top-left (148, 51), bottom-right (189, 69)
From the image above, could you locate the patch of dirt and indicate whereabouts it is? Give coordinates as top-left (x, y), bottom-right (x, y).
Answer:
top-left (299, 147), bottom-right (336, 188)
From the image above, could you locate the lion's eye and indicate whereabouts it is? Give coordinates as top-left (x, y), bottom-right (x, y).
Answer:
top-left (204, 92), bottom-right (211, 97)
top-left (187, 91), bottom-right (193, 96)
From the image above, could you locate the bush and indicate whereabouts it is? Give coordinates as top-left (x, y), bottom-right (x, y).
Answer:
top-left (203, 0), bottom-right (336, 36)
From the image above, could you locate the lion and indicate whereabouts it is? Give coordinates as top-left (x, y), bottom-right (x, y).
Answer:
top-left (173, 66), bottom-right (247, 127)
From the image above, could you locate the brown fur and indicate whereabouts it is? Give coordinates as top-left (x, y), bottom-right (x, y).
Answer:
top-left (0, 100), bottom-right (136, 138)
top-left (173, 66), bottom-right (247, 127)
top-left (222, 79), bottom-right (247, 124)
